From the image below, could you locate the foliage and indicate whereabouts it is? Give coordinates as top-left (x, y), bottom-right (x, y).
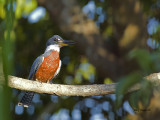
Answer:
top-left (0, 0), bottom-right (15, 120)
top-left (116, 49), bottom-right (160, 117)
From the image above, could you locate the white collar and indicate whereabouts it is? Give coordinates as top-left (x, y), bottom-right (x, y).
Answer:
top-left (45, 45), bottom-right (60, 53)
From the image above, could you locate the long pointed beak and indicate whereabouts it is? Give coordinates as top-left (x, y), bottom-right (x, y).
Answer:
top-left (59, 40), bottom-right (75, 46)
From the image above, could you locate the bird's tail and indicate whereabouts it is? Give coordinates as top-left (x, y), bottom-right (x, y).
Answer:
top-left (18, 91), bottom-right (35, 107)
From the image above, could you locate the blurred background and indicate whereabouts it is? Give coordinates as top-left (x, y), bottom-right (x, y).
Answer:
top-left (0, 0), bottom-right (160, 120)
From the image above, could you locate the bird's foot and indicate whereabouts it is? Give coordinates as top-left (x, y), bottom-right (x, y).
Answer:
top-left (47, 80), bottom-right (52, 84)
top-left (36, 79), bottom-right (43, 84)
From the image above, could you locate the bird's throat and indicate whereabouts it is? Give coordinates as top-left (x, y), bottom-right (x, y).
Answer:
top-left (45, 45), bottom-right (60, 53)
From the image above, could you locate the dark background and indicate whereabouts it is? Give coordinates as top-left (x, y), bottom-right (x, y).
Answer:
top-left (1, 0), bottom-right (160, 120)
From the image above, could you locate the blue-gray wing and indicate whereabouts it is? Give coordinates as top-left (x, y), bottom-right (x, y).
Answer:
top-left (28, 55), bottom-right (44, 80)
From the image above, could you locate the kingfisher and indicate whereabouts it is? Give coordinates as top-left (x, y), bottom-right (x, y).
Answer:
top-left (18, 35), bottom-right (74, 107)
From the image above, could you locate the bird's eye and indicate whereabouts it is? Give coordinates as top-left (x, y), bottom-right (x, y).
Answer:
top-left (54, 38), bottom-right (58, 41)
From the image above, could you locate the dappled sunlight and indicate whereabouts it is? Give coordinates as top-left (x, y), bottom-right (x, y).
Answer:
top-left (15, 0), bottom-right (37, 19)
top-left (28, 7), bottom-right (46, 23)
top-left (120, 24), bottom-right (139, 47)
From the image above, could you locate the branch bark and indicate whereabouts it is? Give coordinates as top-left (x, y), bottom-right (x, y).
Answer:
top-left (7, 72), bottom-right (160, 96)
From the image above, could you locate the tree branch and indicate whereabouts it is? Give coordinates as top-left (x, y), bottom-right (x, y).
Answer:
top-left (8, 76), bottom-right (115, 96)
top-left (7, 72), bottom-right (160, 96)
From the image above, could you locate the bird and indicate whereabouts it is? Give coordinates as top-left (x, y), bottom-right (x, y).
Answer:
top-left (18, 35), bottom-right (74, 107)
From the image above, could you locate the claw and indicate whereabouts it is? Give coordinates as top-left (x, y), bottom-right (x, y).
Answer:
top-left (47, 80), bottom-right (52, 84)
top-left (36, 79), bottom-right (43, 84)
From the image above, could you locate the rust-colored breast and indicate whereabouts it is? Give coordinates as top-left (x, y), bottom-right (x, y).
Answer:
top-left (35, 51), bottom-right (60, 82)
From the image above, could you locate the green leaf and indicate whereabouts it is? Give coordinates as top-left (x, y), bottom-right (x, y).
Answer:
top-left (129, 49), bottom-right (153, 72)
top-left (128, 91), bottom-right (139, 109)
top-left (116, 72), bottom-right (142, 108)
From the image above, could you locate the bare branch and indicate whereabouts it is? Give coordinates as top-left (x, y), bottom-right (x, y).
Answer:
top-left (7, 73), bottom-right (160, 96)
top-left (8, 76), bottom-right (115, 96)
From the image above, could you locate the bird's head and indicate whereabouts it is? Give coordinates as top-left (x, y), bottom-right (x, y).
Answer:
top-left (46, 35), bottom-right (74, 48)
